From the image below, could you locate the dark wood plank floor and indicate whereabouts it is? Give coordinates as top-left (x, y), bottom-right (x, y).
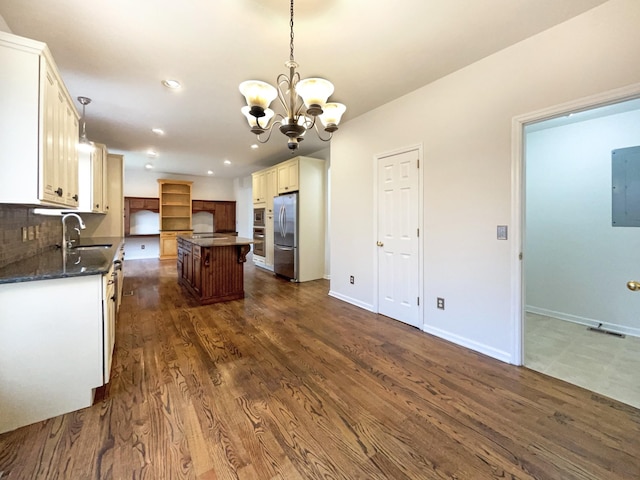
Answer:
top-left (1, 259), bottom-right (639, 479)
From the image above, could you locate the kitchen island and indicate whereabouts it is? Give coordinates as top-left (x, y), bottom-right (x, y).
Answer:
top-left (177, 234), bottom-right (253, 305)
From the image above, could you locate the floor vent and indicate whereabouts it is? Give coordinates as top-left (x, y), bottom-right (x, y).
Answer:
top-left (587, 326), bottom-right (625, 338)
top-left (123, 290), bottom-right (135, 297)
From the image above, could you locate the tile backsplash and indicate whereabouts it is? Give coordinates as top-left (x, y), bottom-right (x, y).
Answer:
top-left (0, 205), bottom-right (62, 268)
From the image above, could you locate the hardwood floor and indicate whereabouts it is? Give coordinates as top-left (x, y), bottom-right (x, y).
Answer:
top-left (1, 259), bottom-right (638, 479)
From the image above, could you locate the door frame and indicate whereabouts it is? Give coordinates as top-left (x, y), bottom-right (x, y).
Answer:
top-left (372, 144), bottom-right (424, 328)
top-left (510, 82), bottom-right (640, 365)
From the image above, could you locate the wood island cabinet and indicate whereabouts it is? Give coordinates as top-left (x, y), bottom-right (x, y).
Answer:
top-left (177, 236), bottom-right (251, 305)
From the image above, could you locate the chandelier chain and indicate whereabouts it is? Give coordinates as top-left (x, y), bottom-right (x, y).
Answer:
top-left (289, 0), bottom-right (295, 62)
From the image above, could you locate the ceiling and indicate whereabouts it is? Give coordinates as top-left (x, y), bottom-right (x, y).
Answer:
top-left (0, 0), bottom-right (608, 179)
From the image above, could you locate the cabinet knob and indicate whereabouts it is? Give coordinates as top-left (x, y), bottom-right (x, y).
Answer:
top-left (55, 187), bottom-right (63, 197)
top-left (73, 194), bottom-right (78, 201)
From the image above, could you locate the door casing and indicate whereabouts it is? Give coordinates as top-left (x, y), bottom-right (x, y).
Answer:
top-left (510, 82), bottom-right (640, 365)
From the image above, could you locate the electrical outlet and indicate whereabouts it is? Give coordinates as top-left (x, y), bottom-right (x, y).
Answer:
top-left (21, 227), bottom-right (28, 242)
top-left (141, 244), bottom-right (145, 249)
top-left (35, 225), bottom-right (40, 239)
top-left (349, 275), bottom-right (354, 284)
top-left (437, 297), bottom-right (445, 310)
top-left (28, 226), bottom-right (35, 241)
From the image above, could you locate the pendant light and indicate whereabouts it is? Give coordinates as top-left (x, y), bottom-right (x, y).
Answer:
top-left (77, 96), bottom-right (94, 153)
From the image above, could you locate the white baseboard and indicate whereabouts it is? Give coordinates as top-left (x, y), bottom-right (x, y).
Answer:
top-left (422, 325), bottom-right (513, 364)
top-left (328, 290), bottom-right (375, 312)
top-left (526, 305), bottom-right (640, 338)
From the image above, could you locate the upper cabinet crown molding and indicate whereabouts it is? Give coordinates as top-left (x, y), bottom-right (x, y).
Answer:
top-left (0, 31), bottom-right (80, 207)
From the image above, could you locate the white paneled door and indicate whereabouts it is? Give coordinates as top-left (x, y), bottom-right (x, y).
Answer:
top-left (377, 148), bottom-right (420, 328)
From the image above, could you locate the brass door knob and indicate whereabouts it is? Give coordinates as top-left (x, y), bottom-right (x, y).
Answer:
top-left (376, 241), bottom-right (384, 247)
top-left (627, 281), bottom-right (640, 291)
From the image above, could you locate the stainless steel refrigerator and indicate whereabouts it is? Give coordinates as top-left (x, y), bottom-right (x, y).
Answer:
top-left (273, 192), bottom-right (298, 280)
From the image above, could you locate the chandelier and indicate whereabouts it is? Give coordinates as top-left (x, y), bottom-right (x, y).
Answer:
top-left (239, 0), bottom-right (346, 151)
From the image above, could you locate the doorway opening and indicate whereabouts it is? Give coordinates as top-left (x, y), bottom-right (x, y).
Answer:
top-left (519, 96), bottom-right (640, 408)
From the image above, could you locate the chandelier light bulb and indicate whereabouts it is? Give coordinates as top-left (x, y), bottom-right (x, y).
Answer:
top-left (319, 103), bottom-right (347, 132)
top-left (239, 81), bottom-right (278, 113)
top-left (295, 78), bottom-right (334, 114)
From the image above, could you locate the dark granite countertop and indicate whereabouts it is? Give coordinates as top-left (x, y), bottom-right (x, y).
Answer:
top-left (178, 234), bottom-right (253, 247)
top-left (0, 237), bottom-right (124, 285)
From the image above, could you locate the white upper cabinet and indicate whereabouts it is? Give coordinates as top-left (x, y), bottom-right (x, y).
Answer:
top-left (78, 143), bottom-right (108, 213)
top-left (277, 157), bottom-right (299, 194)
top-left (252, 170), bottom-right (266, 205)
top-left (0, 31), bottom-right (79, 207)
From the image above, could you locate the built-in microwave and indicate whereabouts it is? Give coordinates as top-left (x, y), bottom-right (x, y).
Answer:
top-left (253, 207), bottom-right (265, 227)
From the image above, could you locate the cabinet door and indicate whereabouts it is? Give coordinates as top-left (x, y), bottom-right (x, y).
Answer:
top-left (129, 197), bottom-right (145, 209)
top-left (91, 144), bottom-right (106, 212)
top-left (252, 171), bottom-right (266, 204)
top-left (145, 198), bottom-right (159, 211)
top-left (215, 202), bottom-right (236, 231)
top-left (160, 233), bottom-right (178, 259)
top-left (192, 251), bottom-right (201, 293)
top-left (266, 167), bottom-right (278, 214)
top-left (278, 159), bottom-right (299, 193)
top-left (41, 67), bottom-right (61, 203)
top-left (265, 214), bottom-right (274, 267)
top-left (63, 101), bottom-right (79, 207)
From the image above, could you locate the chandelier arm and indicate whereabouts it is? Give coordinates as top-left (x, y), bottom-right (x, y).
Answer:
top-left (255, 120), bottom-right (279, 144)
top-left (313, 121), bottom-right (334, 142)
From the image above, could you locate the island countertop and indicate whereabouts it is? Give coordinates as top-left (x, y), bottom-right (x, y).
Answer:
top-left (177, 234), bottom-right (253, 248)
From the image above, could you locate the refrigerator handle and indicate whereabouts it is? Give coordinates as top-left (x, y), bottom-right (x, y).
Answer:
top-left (279, 205), bottom-right (285, 238)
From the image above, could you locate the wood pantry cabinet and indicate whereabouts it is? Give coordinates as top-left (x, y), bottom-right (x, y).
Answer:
top-left (159, 179), bottom-right (193, 259)
top-left (192, 200), bottom-right (237, 232)
top-left (124, 196), bottom-right (159, 236)
top-left (0, 31), bottom-right (80, 207)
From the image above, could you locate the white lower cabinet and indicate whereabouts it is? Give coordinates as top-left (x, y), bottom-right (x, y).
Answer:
top-left (0, 268), bottom-right (117, 434)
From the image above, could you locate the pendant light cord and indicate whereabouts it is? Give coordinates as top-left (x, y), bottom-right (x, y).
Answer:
top-left (289, 0), bottom-right (295, 63)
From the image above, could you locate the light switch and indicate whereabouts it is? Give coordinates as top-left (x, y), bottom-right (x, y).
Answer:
top-left (497, 225), bottom-right (508, 240)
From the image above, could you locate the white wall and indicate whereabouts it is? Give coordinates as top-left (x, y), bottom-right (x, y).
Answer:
top-left (329, 0), bottom-right (640, 363)
top-left (0, 14), bottom-right (11, 33)
top-left (124, 169), bottom-right (235, 199)
top-left (526, 109), bottom-right (640, 336)
top-left (124, 236), bottom-right (159, 260)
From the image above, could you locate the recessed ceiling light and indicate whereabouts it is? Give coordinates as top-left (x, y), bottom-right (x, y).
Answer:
top-left (145, 163), bottom-right (153, 170)
top-left (151, 128), bottom-right (165, 135)
top-left (162, 79), bottom-right (181, 89)
top-left (147, 150), bottom-right (158, 158)
top-left (250, 144), bottom-right (259, 150)
top-left (207, 170), bottom-right (214, 175)
top-left (223, 160), bottom-right (231, 165)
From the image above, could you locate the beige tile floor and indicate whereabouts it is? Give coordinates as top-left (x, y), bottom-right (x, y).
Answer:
top-left (524, 312), bottom-right (640, 409)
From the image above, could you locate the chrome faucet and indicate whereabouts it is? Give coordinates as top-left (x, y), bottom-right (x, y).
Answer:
top-left (62, 213), bottom-right (86, 249)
